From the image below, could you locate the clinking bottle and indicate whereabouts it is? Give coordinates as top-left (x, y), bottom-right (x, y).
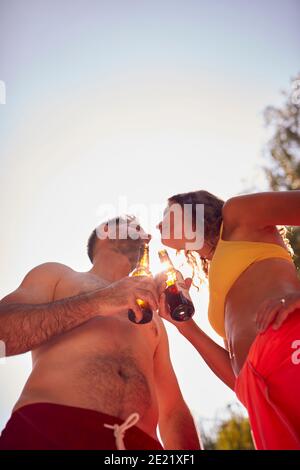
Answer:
top-left (128, 243), bottom-right (153, 324)
top-left (158, 249), bottom-right (195, 321)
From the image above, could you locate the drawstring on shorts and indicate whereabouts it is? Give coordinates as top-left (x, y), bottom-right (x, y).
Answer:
top-left (104, 413), bottom-right (140, 450)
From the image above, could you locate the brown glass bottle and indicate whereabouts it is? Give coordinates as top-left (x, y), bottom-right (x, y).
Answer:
top-left (158, 249), bottom-right (195, 321)
top-left (128, 243), bottom-right (153, 324)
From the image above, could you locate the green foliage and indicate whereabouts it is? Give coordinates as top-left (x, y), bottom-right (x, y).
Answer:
top-left (263, 73), bottom-right (300, 191)
top-left (215, 414), bottom-right (253, 450)
top-left (200, 404), bottom-right (254, 450)
top-left (264, 73), bottom-right (300, 272)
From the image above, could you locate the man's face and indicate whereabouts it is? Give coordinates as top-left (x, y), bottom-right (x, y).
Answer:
top-left (109, 222), bottom-right (151, 269)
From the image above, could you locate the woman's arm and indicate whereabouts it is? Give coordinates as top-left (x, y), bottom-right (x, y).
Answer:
top-left (223, 190), bottom-right (300, 228)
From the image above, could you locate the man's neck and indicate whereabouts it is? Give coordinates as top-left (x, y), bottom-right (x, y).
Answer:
top-left (89, 253), bottom-right (131, 283)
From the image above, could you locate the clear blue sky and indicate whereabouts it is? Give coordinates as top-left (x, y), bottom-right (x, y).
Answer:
top-left (0, 0), bottom-right (299, 434)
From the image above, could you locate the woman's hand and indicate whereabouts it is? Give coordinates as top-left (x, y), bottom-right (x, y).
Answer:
top-left (255, 291), bottom-right (300, 332)
top-left (155, 271), bottom-right (193, 327)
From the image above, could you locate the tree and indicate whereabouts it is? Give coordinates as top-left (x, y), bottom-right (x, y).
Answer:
top-left (215, 411), bottom-right (254, 450)
top-left (264, 73), bottom-right (300, 271)
top-left (199, 404), bottom-right (254, 450)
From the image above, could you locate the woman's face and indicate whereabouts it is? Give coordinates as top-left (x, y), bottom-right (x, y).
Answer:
top-left (157, 203), bottom-right (188, 250)
top-left (157, 202), bottom-right (213, 259)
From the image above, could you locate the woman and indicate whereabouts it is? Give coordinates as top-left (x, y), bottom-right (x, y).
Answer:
top-left (156, 190), bottom-right (300, 450)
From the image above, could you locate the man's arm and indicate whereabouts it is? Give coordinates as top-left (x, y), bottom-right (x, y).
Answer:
top-left (0, 262), bottom-right (102, 356)
top-left (153, 316), bottom-right (201, 450)
top-left (0, 263), bottom-right (159, 356)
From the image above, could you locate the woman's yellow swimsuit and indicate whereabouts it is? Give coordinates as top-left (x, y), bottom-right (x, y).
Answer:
top-left (208, 221), bottom-right (293, 338)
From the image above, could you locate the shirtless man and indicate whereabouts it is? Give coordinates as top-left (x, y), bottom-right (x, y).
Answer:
top-left (0, 216), bottom-right (200, 450)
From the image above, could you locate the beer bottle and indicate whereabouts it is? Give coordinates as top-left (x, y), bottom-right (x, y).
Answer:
top-left (128, 243), bottom-right (153, 324)
top-left (158, 249), bottom-right (195, 321)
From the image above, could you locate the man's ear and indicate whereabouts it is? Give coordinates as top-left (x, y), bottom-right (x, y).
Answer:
top-left (184, 277), bottom-right (193, 290)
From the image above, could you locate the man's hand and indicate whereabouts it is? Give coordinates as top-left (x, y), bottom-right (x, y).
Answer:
top-left (256, 291), bottom-right (300, 332)
top-left (98, 276), bottom-right (159, 321)
top-left (154, 272), bottom-right (192, 326)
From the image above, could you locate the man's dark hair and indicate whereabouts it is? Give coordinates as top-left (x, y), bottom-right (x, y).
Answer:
top-left (87, 228), bottom-right (98, 263)
top-left (87, 215), bottom-right (140, 263)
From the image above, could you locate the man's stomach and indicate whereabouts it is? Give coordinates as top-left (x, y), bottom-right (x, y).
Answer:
top-left (224, 258), bottom-right (300, 376)
top-left (13, 316), bottom-right (160, 439)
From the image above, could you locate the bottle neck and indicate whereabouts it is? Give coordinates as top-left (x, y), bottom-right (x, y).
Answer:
top-left (138, 244), bottom-right (150, 270)
top-left (159, 250), bottom-right (175, 270)
top-left (131, 244), bottom-right (151, 277)
top-left (159, 250), bottom-right (177, 286)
